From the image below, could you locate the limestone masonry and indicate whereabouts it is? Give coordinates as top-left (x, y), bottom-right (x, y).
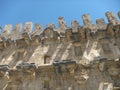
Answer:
top-left (0, 11), bottom-right (120, 90)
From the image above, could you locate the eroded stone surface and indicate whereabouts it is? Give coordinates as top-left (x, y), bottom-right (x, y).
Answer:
top-left (106, 12), bottom-right (119, 25)
top-left (0, 11), bottom-right (120, 90)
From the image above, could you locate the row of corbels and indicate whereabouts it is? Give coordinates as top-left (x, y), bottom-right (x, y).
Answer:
top-left (0, 11), bottom-right (120, 42)
top-left (0, 59), bottom-right (119, 78)
top-left (0, 62), bottom-right (76, 78)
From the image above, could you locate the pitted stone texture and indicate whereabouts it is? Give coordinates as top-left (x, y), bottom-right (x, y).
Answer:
top-left (46, 23), bottom-right (55, 29)
top-left (106, 12), bottom-right (119, 25)
top-left (0, 11), bottom-right (120, 90)
top-left (23, 22), bottom-right (33, 33)
top-left (1, 24), bottom-right (12, 40)
top-left (71, 20), bottom-right (80, 33)
top-left (58, 16), bottom-right (67, 34)
top-left (82, 14), bottom-right (92, 27)
top-left (96, 18), bottom-right (107, 30)
top-left (11, 24), bottom-right (22, 40)
top-left (32, 23), bottom-right (43, 36)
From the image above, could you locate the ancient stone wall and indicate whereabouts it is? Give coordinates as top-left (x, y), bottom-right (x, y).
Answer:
top-left (0, 11), bottom-right (120, 90)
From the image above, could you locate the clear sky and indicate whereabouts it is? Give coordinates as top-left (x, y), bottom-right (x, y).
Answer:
top-left (0, 0), bottom-right (120, 28)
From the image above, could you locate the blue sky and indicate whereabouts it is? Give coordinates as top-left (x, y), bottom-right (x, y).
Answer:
top-left (0, 0), bottom-right (120, 28)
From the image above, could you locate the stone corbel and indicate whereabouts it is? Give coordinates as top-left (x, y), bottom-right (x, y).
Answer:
top-left (74, 68), bottom-right (89, 84)
top-left (106, 23), bottom-right (115, 37)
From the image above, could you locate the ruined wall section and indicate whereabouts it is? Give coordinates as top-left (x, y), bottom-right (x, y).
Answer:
top-left (0, 11), bottom-right (119, 65)
top-left (0, 11), bottom-right (120, 90)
